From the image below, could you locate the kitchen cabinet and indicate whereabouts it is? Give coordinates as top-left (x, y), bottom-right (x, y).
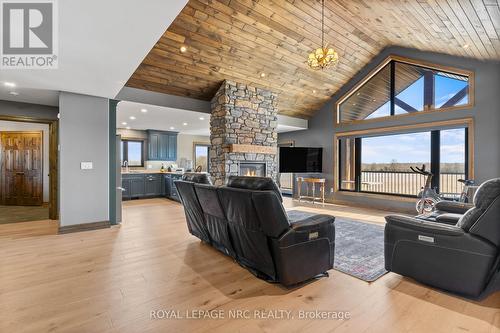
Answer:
top-left (122, 173), bottom-right (179, 201)
top-left (147, 130), bottom-right (177, 161)
top-left (148, 133), bottom-right (160, 160)
top-left (144, 174), bottom-right (162, 196)
top-left (164, 173), bottom-right (182, 202)
top-left (129, 175), bottom-right (146, 199)
top-left (167, 134), bottom-right (177, 160)
top-left (122, 178), bottom-right (131, 200)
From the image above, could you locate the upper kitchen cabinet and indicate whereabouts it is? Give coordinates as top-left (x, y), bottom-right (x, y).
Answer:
top-left (167, 134), bottom-right (177, 160)
top-left (147, 130), bottom-right (177, 161)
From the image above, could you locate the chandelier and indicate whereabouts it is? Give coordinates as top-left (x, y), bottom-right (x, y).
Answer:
top-left (307, 0), bottom-right (339, 70)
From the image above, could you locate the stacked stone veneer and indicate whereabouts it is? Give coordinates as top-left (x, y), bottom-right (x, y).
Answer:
top-left (210, 80), bottom-right (278, 186)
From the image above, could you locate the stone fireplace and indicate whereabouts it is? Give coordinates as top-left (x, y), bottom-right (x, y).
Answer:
top-left (210, 80), bottom-right (278, 186)
top-left (239, 162), bottom-right (267, 177)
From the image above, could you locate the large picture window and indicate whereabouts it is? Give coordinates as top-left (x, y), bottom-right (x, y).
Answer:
top-left (337, 56), bottom-right (473, 124)
top-left (337, 125), bottom-right (470, 198)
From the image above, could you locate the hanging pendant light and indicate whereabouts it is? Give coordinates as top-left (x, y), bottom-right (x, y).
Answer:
top-left (307, 0), bottom-right (339, 70)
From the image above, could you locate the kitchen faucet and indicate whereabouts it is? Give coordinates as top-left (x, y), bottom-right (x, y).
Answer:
top-left (123, 160), bottom-right (129, 173)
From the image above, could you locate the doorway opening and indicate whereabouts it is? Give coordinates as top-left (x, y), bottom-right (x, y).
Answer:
top-left (0, 116), bottom-right (58, 225)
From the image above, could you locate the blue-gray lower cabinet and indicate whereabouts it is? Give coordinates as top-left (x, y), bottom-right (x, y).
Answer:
top-left (144, 174), bottom-right (162, 196)
top-left (122, 173), bottom-right (176, 200)
top-left (122, 178), bottom-right (131, 200)
top-left (164, 173), bottom-right (182, 202)
top-left (124, 174), bottom-right (146, 199)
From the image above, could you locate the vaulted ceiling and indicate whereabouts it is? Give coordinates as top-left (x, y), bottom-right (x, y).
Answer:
top-left (126, 0), bottom-right (500, 118)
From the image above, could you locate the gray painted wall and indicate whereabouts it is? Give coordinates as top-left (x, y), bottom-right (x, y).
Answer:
top-left (116, 87), bottom-right (211, 114)
top-left (278, 46), bottom-right (500, 212)
top-left (0, 100), bottom-right (58, 119)
top-left (59, 92), bottom-right (109, 226)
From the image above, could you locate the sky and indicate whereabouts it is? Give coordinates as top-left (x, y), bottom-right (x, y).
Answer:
top-left (360, 70), bottom-right (467, 165)
top-left (366, 72), bottom-right (468, 119)
top-left (361, 128), bottom-right (465, 164)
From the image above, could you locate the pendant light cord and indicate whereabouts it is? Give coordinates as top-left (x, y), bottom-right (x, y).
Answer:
top-left (321, 0), bottom-right (325, 48)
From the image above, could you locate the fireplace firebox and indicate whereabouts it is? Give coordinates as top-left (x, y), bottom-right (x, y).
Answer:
top-left (239, 162), bottom-right (266, 177)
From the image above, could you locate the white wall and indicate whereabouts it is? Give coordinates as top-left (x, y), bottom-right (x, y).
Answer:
top-left (59, 92), bottom-right (109, 226)
top-left (0, 121), bottom-right (50, 202)
top-left (175, 133), bottom-right (210, 168)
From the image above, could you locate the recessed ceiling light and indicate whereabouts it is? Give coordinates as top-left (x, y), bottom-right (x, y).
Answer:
top-left (260, 72), bottom-right (266, 78)
top-left (169, 126), bottom-right (175, 130)
top-left (121, 122), bottom-right (127, 125)
top-left (8, 91), bottom-right (19, 96)
top-left (182, 122), bottom-right (188, 126)
top-left (4, 82), bottom-right (16, 88)
top-left (129, 116), bottom-right (136, 120)
top-left (353, 103), bottom-right (357, 106)
top-left (126, 126), bottom-right (131, 130)
top-left (463, 43), bottom-right (470, 49)
top-left (312, 89), bottom-right (317, 94)
top-left (180, 45), bottom-right (187, 53)
top-left (140, 108), bottom-right (148, 113)
top-left (356, 92), bottom-right (361, 96)
top-left (199, 117), bottom-right (205, 120)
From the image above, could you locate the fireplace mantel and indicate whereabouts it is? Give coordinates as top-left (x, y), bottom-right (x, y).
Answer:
top-left (229, 144), bottom-right (276, 155)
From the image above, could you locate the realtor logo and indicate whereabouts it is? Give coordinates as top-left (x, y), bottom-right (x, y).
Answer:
top-left (1, 0), bottom-right (58, 69)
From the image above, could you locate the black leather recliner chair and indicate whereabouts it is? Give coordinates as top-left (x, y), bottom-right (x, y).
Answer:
top-left (175, 175), bottom-right (335, 286)
top-left (385, 178), bottom-right (500, 298)
top-left (421, 200), bottom-right (474, 225)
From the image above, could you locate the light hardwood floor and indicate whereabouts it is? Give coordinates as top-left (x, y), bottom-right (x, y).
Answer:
top-left (0, 205), bottom-right (49, 225)
top-left (0, 198), bottom-right (499, 333)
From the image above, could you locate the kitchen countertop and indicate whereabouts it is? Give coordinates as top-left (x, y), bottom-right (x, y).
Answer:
top-left (121, 170), bottom-right (183, 175)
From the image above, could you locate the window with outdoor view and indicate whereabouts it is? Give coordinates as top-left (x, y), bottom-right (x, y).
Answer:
top-left (338, 127), bottom-right (468, 198)
top-left (121, 140), bottom-right (144, 167)
top-left (337, 58), bottom-right (472, 123)
top-left (194, 144), bottom-right (210, 172)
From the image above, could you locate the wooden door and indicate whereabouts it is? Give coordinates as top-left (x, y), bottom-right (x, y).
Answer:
top-left (1, 132), bottom-right (43, 206)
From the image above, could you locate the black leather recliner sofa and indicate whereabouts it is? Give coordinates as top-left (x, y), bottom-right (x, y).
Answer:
top-left (385, 178), bottom-right (500, 298)
top-left (175, 174), bottom-right (335, 286)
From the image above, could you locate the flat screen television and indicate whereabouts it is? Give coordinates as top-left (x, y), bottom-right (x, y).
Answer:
top-left (279, 147), bottom-right (323, 173)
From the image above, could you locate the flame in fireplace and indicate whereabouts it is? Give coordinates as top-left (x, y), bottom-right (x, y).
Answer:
top-left (245, 170), bottom-right (257, 177)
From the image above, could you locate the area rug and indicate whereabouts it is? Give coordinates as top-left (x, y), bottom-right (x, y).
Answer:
top-left (287, 210), bottom-right (387, 282)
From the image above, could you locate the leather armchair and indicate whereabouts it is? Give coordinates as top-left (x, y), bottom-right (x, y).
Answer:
top-left (385, 178), bottom-right (500, 298)
top-left (434, 200), bottom-right (474, 215)
top-left (422, 200), bottom-right (475, 225)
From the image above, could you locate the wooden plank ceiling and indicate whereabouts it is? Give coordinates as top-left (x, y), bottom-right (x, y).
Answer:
top-left (126, 0), bottom-right (500, 118)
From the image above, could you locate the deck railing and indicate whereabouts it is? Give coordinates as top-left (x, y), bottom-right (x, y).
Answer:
top-left (360, 171), bottom-right (465, 197)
